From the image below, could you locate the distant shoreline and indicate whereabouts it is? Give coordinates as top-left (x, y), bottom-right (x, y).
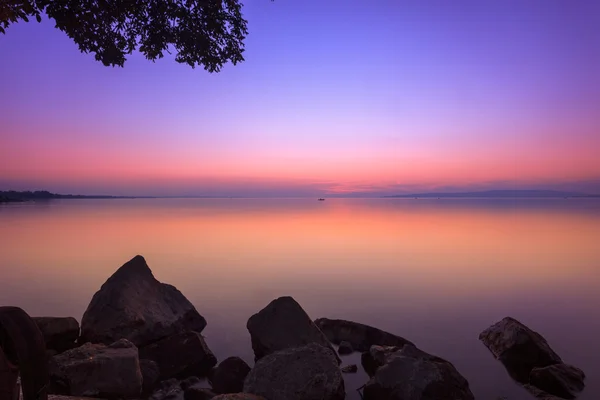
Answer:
top-left (383, 190), bottom-right (600, 199)
top-left (2, 189), bottom-right (599, 203)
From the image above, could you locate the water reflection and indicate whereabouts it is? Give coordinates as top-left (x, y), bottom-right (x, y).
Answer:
top-left (1, 198), bottom-right (599, 399)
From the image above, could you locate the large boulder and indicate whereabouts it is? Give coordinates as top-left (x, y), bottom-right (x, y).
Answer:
top-left (80, 255), bottom-right (206, 347)
top-left (529, 363), bottom-right (585, 399)
top-left (479, 317), bottom-right (562, 383)
top-left (362, 344), bottom-right (474, 400)
top-left (33, 317), bottom-right (79, 354)
top-left (209, 357), bottom-right (251, 394)
top-left (246, 296), bottom-right (337, 361)
top-left (315, 318), bottom-right (414, 352)
top-left (140, 331), bottom-right (217, 379)
top-left (48, 339), bottom-right (142, 398)
top-left (244, 342), bottom-right (344, 400)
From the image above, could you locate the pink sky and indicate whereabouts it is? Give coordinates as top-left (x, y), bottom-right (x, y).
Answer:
top-left (1, 1), bottom-right (599, 196)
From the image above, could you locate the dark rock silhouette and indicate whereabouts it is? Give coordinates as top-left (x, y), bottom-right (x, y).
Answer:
top-left (337, 341), bottom-right (353, 355)
top-left (244, 342), bottom-right (344, 400)
top-left (81, 255), bottom-right (206, 347)
top-left (529, 364), bottom-right (585, 399)
top-left (33, 317), bottom-right (79, 354)
top-left (479, 317), bottom-right (562, 383)
top-left (247, 296), bottom-right (337, 362)
top-left (362, 344), bottom-right (474, 400)
top-left (48, 338), bottom-right (142, 398)
top-left (315, 318), bottom-right (414, 352)
top-left (209, 357), bottom-right (251, 394)
top-left (479, 317), bottom-right (585, 398)
top-left (0, 306), bottom-right (48, 400)
top-left (140, 331), bottom-right (216, 380)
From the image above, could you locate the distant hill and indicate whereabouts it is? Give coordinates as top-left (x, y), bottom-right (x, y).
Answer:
top-left (384, 190), bottom-right (599, 198)
top-left (0, 190), bottom-right (136, 202)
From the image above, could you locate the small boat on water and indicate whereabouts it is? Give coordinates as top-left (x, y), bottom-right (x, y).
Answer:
top-left (318, 198), bottom-right (325, 201)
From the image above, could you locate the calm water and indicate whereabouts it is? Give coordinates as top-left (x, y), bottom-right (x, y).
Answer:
top-left (1, 198), bottom-right (599, 399)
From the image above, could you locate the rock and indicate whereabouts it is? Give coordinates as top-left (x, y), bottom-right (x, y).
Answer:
top-left (247, 296), bottom-right (337, 362)
top-left (185, 386), bottom-right (217, 400)
top-left (212, 395), bottom-right (265, 400)
top-left (362, 344), bottom-right (474, 400)
top-left (80, 255), bottom-right (207, 347)
top-left (315, 318), bottom-right (414, 352)
top-left (361, 345), bottom-right (402, 376)
top-left (337, 341), bottom-right (353, 355)
top-left (140, 359), bottom-right (161, 395)
top-left (209, 357), bottom-right (251, 394)
top-left (140, 331), bottom-right (217, 379)
top-left (341, 364), bottom-right (358, 373)
top-left (479, 317), bottom-right (562, 383)
top-left (523, 384), bottom-right (565, 400)
top-left (244, 342), bottom-right (344, 400)
top-left (33, 317), bottom-right (80, 354)
top-left (149, 379), bottom-right (184, 400)
top-left (529, 363), bottom-right (585, 399)
top-left (48, 339), bottom-right (142, 398)
top-left (180, 376), bottom-right (202, 390)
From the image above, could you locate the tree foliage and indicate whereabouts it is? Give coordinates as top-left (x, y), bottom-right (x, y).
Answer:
top-left (0, 0), bottom-right (249, 71)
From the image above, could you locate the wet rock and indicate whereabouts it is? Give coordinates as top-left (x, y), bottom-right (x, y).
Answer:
top-left (48, 339), bottom-right (142, 398)
top-left (185, 386), bottom-right (217, 400)
top-left (149, 379), bottom-right (184, 400)
top-left (362, 344), bottom-right (474, 400)
top-left (209, 357), bottom-right (251, 394)
top-left (341, 364), bottom-right (358, 373)
top-left (529, 363), bottom-right (585, 399)
top-left (212, 395), bottom-right (265, 400)
top-left (479, 317), bottom-right (562, 383)
top-left (140, 359), bottom-right (160, 395)
top-left (33, 317), bottom-right (80, 354)
top-left (81, 255), bottom-right (206, 347)
top-left (337, 341), bottom-right (353, 355)
top-left (315, 318), bottom-right (414, 352)
top-left (244, 342), bottom-right (344, 400)
top-left (180, 376), bottom-right (202, 390)
top-left (247, 296), bottom-right (337, 362)
top-left (140, 331), bottom-right (217, 379)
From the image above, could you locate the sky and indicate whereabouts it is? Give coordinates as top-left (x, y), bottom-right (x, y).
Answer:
top-left (1, 0), bottom-right (599, 197)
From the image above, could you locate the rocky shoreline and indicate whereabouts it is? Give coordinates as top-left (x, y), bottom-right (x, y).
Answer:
top-left (5, 255), bottom-right (586, 400)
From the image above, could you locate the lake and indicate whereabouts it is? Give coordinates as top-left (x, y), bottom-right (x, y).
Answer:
top-left (1, 198), bottom-right (599, 399)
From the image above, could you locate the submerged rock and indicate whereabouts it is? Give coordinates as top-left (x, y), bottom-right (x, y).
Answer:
top-left (529, 364), bottom-right (585, 399)
top-left (33, 317), bottom-right (80, 354)
top-left (244, 342), bottom-right (344, 400)
top-left (246, 296), bottom-right (337, 361)
top-left (362, 344), bottom-right (474, 400)
top-left (209, 357), bottom-right (251, 394)
top-left (140, 331), bottom-right (217, 379)
top-left (479, 317), bottom-right (562, 383)
top-left (337, 341), bottom-right (353, 355)
top-left (341, 364), bottom-right (358, 373)
top-left (48, 339), bottom-right (142, 398)
top-left (149, 379), bottom-right (184, 400)
top-left (80, 255), bottom-right (206, 347)
top-left (480, 317), bottom-right (585, 398)
top-left (315, 318), bottom-right (414, 352)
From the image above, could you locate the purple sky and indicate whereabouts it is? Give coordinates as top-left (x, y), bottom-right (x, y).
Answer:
top-left (1, 0), bottom-right (599, 196)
